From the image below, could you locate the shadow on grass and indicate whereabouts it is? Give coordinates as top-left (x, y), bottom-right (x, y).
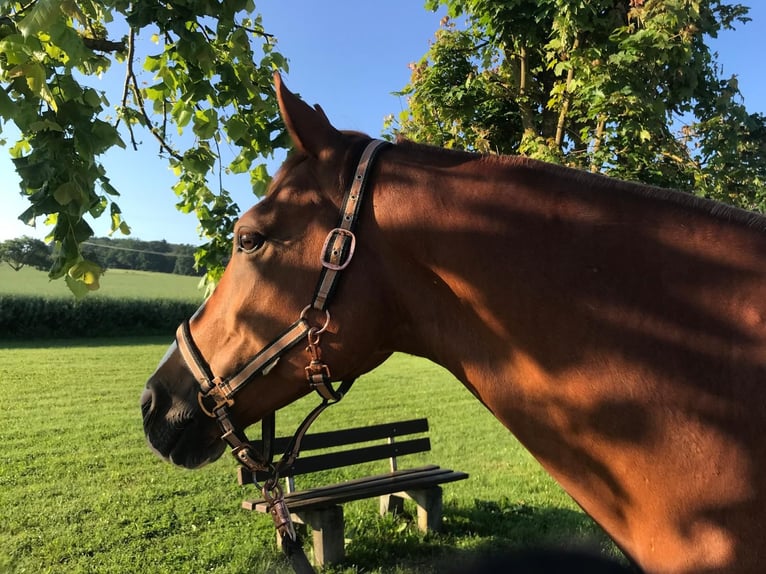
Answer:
top-left (331, 498), bottom-right (633, 573)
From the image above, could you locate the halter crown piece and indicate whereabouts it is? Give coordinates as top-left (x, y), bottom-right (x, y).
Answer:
top-left (175, 138), bottom-right (390, 477)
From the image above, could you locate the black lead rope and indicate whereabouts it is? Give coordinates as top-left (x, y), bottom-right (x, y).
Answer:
top-left (247, 379), bottom-right (358, 574)
top-left (280, 533), bottom-right (315, 574)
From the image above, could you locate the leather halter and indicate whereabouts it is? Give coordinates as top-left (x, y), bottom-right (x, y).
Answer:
top-left (174, 139), bottom-right (390, 476)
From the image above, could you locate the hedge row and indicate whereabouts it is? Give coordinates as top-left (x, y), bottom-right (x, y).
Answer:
top-left (0, 295), bottom-right (200, 339)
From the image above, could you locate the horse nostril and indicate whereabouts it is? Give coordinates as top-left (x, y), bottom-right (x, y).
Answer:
top-left (140, 387), bottom-right (153, 416)
top-left (141, 380), bottom-right (171, 424)
top-left (140, 387), bottom-right (156, 424)
top-left (141, 379), bottom-right (178, 428)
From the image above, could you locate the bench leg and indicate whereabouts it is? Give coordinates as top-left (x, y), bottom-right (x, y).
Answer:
top-left (295, 506), bottom-right (345, 566)
top-left (379, 493), bottom-right (405, 517)
top-left (407, 486), bottom-right (443, 532)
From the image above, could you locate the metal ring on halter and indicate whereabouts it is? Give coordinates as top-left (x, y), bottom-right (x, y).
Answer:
top-left (299, 305), bottom-right (331, 334)
top-left (261, 478), bottom-right (284, 503)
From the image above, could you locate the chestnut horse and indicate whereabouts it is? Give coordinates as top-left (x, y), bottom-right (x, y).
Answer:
top-left (142, 75), bottom-right (766, 573)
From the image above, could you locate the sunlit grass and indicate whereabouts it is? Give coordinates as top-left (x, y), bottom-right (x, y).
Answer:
top-left (0, 266), bottom-right (203, 301)
top-left (0, 340), bottom-right (614, 573)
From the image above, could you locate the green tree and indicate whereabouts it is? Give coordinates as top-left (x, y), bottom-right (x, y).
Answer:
top-left (0, 1), bottom-right (288, 296)
top-left (0, 236), bottom-right (51, 271)
top-left (172, 244), bottom-right (200, 276)
top-left (389, 0), bottom-right (766, 210)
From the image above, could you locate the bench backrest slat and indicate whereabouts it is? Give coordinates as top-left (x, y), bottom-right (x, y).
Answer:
top-left (252, 437), bottom-right (431, 481)
top-left (237, 418), bottom-right (432, 486)
top-left (249, 418), bottom-right (429, 455)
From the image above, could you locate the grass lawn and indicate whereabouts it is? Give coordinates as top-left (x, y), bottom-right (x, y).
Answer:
top-left (0, 339), bottom-right (617, 573)
top-left (0, 266), bottom-right (203, 301)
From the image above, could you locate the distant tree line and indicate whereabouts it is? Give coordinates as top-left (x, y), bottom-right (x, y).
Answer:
top-left (81, 238), bottom-right (203, 276)
top-left (0, 236), bottom-right (203, 276)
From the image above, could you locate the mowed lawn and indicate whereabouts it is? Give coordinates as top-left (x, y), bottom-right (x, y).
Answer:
top-left (0, 342), bottom-right (617, 573)
top-left (0, 269), bottom-right (616, 572)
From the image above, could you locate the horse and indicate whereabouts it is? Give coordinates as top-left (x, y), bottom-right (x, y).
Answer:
top-left (141, 74), bottom-right (766, 573)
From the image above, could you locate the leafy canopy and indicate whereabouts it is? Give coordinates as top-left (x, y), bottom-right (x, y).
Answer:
top-left (389, 0), bottom-right (766, 210)
top-left (0, 0), bottom-right (288, 296)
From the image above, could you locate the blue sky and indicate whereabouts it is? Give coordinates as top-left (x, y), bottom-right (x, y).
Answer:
top-left (1, 1), bottom-right (764, 245)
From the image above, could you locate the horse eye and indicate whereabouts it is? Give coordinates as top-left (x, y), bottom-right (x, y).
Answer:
top-left (237, 231), bottom-right (265, 254)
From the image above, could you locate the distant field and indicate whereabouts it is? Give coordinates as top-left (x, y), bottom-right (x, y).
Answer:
top-left (0, 266), bottom-right (204, 301)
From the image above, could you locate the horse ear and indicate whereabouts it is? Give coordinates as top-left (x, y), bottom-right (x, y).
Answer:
top-left (274, 73), bottom-right (343, 159)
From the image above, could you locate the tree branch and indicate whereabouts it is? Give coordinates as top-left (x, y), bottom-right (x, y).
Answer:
top-left (505, 44), bottom-right (536, 133)
top-left (234, 23), bottom-right (275, 40)
top-left (116, 28), bottom-right (136, 147)
top-left (590, 116), bottom-right (606, 172)
top-left (555, 38), bottom-right (580, 148)
top-left (82, 37), bottom-right (126, 53)
top-left (117, 28), bottom-right (183, 161)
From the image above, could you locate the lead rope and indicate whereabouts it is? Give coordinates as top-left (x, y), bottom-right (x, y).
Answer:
top-left (264, 482), bottom-right (313, 574)
top-left (242, 327), bottom-right (356, 572)
top-left (247, 377), bottom-right (356, 574)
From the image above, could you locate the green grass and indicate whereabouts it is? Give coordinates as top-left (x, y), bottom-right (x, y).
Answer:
top-left (0, 340), bottom-right (617, 573)
top-left (0, 266), bottom-right (203, 301)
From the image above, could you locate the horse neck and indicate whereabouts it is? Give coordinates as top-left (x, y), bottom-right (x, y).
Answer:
top-left (372, 145), bottom-right (594, 379)
top-left (371, 143), bottom-right (766, 571)
top-left (372, 142), bottom-right (765, 401)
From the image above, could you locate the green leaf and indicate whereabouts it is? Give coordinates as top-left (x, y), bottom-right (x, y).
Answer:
top-left (0, 88), bottom-right (17, 119)
top-left (17, 0), bottom-right (62, 38)
top-left (89, 196), bottom-right (107, 218)
top-left (0, 35), bottom-right (36, 66)
top-left (250, 163), bottom-right (270, 196)
top-left (4, 0), bottom-right (291, 294)
top-left (192, 108), bottom-right (219, 140)
top-left (29, 119), bottom-right (64, 132)
top-left (53, 181), bottom-right (80, 205)
top-left (47, 19), bottom-right (89, 65)
top-left (66, 259), bottom-right (103, 296)
top-left (65, 273), bottom-right (90, 298)
top-left (89, 120), bottom-right (126, 154)
top-left (224, 116), bottom-right (248, 142)
top-left (17, 63), bottom-right (58, 112)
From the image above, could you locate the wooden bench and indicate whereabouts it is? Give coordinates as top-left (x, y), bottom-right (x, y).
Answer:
top-left (237, 418), bottom-right (469, 566)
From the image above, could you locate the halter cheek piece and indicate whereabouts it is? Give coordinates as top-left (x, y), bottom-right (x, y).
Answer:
top-left (174, 139), bottom-right (390, 477)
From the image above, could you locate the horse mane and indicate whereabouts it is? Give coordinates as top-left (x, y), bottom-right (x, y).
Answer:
top-left (394, 137), bottom-right (766, 233)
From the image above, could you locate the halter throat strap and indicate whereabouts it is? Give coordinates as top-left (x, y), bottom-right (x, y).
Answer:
top-left (174, 139), bottom-right (390, 473)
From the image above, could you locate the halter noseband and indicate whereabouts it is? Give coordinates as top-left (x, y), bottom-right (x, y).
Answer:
top-left (174, 139), bottom-right (390, 475)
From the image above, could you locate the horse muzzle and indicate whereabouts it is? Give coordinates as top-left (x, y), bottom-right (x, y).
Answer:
top-left (140, 343), bottom-right (226, 469)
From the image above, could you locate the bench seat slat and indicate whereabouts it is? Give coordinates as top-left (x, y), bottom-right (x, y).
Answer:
top-left (242, 466), bottom-right (469, 512)
top-left (268, 464), bottom-right (441, 501)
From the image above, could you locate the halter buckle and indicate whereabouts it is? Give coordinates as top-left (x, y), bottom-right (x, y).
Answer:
top-left (197, 384), bottom-right (234, 418)
top-left (320, 228), bottom-right (356, 271)
top-left (306, 361), bottom-right (332, 384)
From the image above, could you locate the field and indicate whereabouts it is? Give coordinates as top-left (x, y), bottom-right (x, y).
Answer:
top-left (0, 266), bottom-right (203, 301)
top-left (0, 270), bottom-right (618, 573)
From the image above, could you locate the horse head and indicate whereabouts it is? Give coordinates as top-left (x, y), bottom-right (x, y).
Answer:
top-left (141, 75), bottom-right (394, 468)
